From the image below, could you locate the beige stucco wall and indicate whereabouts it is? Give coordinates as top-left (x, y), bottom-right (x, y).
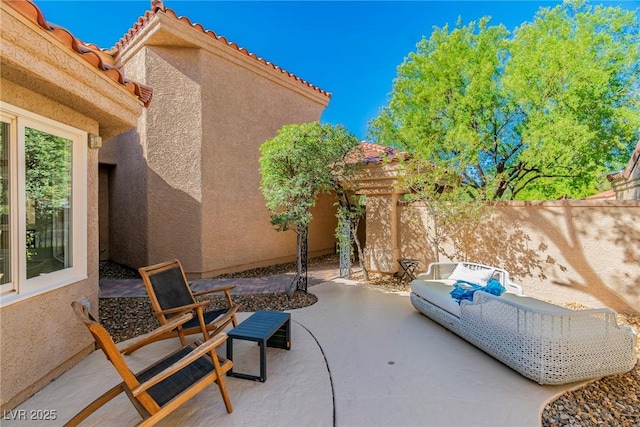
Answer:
top-left (361, 169), bottom-right (640, 315)
top-left (0, 81), bottom-right (99, 411)
top-left (197, 43), bottom-right (332, 276)
top-left (98, 166), bottom-right (111, 260)
top-left (101, 127), bottom-right (149, 268)
top-left (105, 15), bottom-right (336, 276)
top-left (356, 161), bottom-right (404, 273)
top-left (1, 2), bottom-right (144, 409)
top-left (142, 46), bottom-right (204, 272)
top-left (399, 201), bottom-right (639, 313)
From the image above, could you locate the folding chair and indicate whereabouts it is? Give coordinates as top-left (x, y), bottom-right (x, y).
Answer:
top-left (397, 258), bottom-right (420, 283)
top-left (67, 301), bottom-right (233, 426)
top-left (123, 259), bottom-right (238, 355)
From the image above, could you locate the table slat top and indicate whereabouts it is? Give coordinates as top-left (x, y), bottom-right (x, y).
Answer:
top-left (228, 310), bottom-right (290, 340)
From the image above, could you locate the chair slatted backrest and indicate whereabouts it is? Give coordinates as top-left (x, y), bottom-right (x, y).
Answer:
top-left (140, 260), bottom-right (196, 320)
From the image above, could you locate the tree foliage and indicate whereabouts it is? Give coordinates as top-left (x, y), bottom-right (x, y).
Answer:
top-left (371, 0), bottom-right (640, 201)
top-left (259, 122), bottom-right (362, 291)
top-left (25, 128), bottom-right (71, 221)
top-left (260, 122), bottom-right (361, 233)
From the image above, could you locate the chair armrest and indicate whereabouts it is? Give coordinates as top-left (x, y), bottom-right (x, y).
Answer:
top-left (157, 301), bottom-right (210, 316)
top-left (131, 333), bottom-right (228, 396)
top-left (192, 284), bottom-right (236, 297)
top-left (207, 305), bottom-right (239, 327)
top-left (118, 313), bottom-right (193, 354)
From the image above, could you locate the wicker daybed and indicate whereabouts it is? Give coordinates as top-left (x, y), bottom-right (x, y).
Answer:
top-left (410, 262), bottom-right (638, 385)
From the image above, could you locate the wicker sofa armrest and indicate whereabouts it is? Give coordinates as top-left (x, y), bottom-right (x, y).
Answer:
top-left (467, 292), bottom-right (636, 346)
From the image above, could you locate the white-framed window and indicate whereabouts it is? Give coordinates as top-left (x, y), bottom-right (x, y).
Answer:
top-left (0, 103), bottom-right (87, 306)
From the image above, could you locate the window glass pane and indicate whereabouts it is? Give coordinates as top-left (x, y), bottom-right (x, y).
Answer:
top-left (25, 128), bottom-right (72, 279)
top-left (0, 121), bottom-right (10, 285)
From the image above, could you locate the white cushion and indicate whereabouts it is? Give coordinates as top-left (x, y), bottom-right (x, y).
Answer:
top-left (448, 263), bottom-right (494, 286)
top-left (411, 279), bottom-right (461, 317)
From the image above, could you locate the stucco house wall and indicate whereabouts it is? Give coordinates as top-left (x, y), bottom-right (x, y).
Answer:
top-left (358, 162), bottom-right (640, 316)
top-left (0, 81), bottom-right (99, 411)
top-left (103, 7), bottom-right (336, 276)
top-left (0, 0), bottom-right (147, 410)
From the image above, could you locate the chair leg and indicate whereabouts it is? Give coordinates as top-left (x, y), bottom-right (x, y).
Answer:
top-left (177, 326), bottom-right (187, 347)
top-left (211, 352), bottom-right (233, 413)
top-left (223, 291), bottom-right (236, 326)
top-left (215, 378), bottom-right (233, 413)
top-left (196, 308), bottom-right (211, 341)
top-left (231, 314), bottom-right (238, 327)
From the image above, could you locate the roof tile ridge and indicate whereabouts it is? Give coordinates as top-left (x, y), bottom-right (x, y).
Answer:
top-left (116, 6), bottom-right (330, 98)
top-left (114, 8), bottom-right (157, 51)
top-left (356, 141), bottom-right (403, 165)
top-left (5, 0), bottom-right (152, 107)
top-left (360, 141), bottom-right (397, 152)
top-left (170, 8), bottom-right (331, 97)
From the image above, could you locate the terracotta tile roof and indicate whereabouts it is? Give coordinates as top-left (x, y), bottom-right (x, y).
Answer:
top-left (5, 0), bottom-right (153, 107)
top-left (115, 4), bottom-right (330, 99)
top-left (358, 141), bottom-right (402, 164)
top-left (607, 171), bottom-right (625, 182)
top-left (607, 140), bottom-right (640, 182)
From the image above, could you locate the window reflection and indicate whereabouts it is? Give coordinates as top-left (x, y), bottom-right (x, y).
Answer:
top-left (25, 128), bottom-right (71, 278)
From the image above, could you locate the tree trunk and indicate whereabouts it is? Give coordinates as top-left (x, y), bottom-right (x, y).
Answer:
top-left (287, 225), bottom-right (308, 298)
top-left (339, 219), bottom-right (351, 278)
top-left (350, 217), bottom-right (368, 281)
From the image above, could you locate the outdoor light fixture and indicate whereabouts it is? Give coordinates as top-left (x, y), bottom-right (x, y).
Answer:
top-left (88, 134), bottom-right (102, 149)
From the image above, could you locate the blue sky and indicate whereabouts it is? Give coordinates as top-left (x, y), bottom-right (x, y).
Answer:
top-left (36, 0), bottom-right (639, 140)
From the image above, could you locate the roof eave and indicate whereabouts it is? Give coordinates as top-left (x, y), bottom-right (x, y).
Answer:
top-left (1, 1), bottom-right (146, 139)
top-left (115, 8), bottom-right (330, 106)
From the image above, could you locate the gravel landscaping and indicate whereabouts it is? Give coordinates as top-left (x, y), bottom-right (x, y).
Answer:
top-left (99, 258), bottom-right (639, 427)
top-left (98, 258), bottom-right (321, 343)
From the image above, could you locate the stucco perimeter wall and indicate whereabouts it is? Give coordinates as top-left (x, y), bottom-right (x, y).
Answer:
top-left (0, 82), bottom-right (98, 410)
top-left (366, 196), bottom-right (640, 314)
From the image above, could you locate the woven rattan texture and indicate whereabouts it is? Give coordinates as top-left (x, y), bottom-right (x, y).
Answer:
top-left (410, 263), bottom-right (637, 385)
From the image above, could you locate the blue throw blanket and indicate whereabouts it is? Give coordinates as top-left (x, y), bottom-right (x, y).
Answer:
top-left (450, 278), bottom-right (505, 304)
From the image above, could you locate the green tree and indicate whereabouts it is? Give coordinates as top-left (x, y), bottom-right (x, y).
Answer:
top-left (260, 122), bottom-right (361, 295)
top-left (25, 128), bottom-right (71, 221)
top-left (371, 0), bottom-right (640, 201)
top-left (24, 128), bottom-right (71, 266)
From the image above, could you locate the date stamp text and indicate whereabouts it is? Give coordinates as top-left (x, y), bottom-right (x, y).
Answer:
top-left (2, 409), bottom-right (57, 421)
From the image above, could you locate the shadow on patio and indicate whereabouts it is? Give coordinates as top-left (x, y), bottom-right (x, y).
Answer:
top-left (4, 280), bottom-right (581, 427)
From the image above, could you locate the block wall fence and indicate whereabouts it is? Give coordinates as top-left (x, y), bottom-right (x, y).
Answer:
top-left (357, 165), bottom-right (640, 315)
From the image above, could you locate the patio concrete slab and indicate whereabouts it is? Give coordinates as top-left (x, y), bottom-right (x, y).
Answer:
top-left (5, 280), bottom-right (583, 426)
top-left (294, 280), bottom-right (583, 427)
top-left (3, 312), bottom-right (332, 427)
